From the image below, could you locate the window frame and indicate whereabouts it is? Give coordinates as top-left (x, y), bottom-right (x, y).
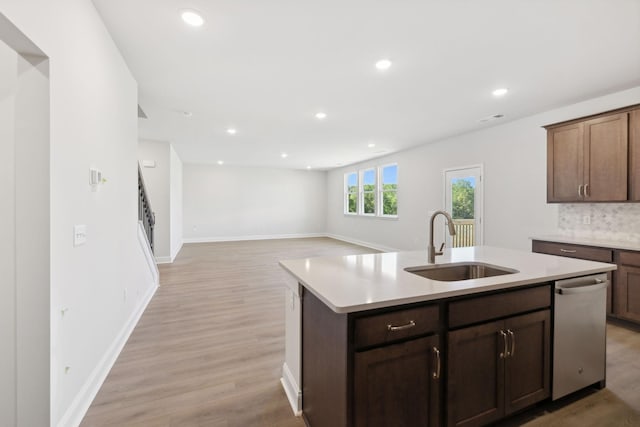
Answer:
top-left (344, 171), bottom-right (359, 215)
top-left (343, 163), bottom-right (398, 218)
top-left (378, 163), bottom-right (398, 218)
top-left (359, 168), bottom-right (377, 216)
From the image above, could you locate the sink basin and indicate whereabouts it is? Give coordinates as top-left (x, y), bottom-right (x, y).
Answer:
top-left (405, 262), bottom-right (518, 281)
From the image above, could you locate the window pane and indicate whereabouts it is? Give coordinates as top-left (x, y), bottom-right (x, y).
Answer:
top-left (348, 193), bottom-right (358, 213)
top-left (363, 169), bottom-right (375, 185)
top-left (347, 172), bottom-right (357, 188)
top-left (363, 193), bottom-right (375, 214)
top-left (382, 191), bottom-right (397, 215)
top-left (382, 165), bottom-right (397, 186)
top-left (451, 177), bottom-right (475, 219)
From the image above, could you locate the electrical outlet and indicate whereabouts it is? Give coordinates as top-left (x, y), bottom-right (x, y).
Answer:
top-left (582, 215), bottom-right (591, 225)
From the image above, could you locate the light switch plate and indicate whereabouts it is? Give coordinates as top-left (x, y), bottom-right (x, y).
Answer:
top-left (74, 225), bottom-right (87, 246)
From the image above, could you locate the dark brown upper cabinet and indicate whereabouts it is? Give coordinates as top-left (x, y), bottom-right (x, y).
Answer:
top-left (631, 109), bottom-right (640, 201)
top-left (546, 105), bottom-right (640, 203)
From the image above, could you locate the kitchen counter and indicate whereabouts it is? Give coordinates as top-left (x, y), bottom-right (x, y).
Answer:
top-left (279, 245), bottom-right (617, 314)
top-left (531, 235), bottom-right (640, 252)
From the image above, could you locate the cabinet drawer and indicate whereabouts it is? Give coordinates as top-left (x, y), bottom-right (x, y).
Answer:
top-left (354, 305), bottom-right (439, 349)
top-left (619, 251), bottom-right (640, 267)
top-left (532, 240), bottom-right (613, 263)
top-left (449, 285), bottom-right (551, 329)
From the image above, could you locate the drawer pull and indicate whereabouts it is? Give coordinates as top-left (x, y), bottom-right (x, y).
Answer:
top-left (499, 330), bottom-right (508, 358)
top-left (507, 329), bottom-right (515, 357)
top-left (432, 347), bottom-right (441, 379)
top-left (387, 320), bottom-right (416, 332)
top-left (560, 249), bottom-right (577, 254)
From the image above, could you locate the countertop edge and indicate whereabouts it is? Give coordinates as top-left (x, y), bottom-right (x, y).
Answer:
top-left (281, 261), bottom-right (616, 314)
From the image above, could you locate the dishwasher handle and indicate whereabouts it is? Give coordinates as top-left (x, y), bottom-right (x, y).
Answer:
top-left (555, 280), bottom-right (607, 295)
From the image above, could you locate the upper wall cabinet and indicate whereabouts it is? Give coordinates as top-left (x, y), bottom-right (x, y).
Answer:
top-left (631, 109), bottom-right (640, 201)
top-left (545, 105), bottom-right (639, 203)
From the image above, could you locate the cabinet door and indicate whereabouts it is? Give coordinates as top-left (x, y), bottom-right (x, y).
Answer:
top-left (547, 122), bottom-right (584, 202)
top-left (614, 264), bottom-right (640, 322)
top-left (447, 321), bottom-right (504, 427)
top-left (630, 109), bottom-right (640, 201)
top-left (583, 113), bottom-right (628, 201)
top-left (354, 335), bottom-right (440, 427)
top-left (504, 310), bottom-right (551, 414)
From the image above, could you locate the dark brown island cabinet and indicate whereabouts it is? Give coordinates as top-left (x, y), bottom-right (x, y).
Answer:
top-left (532, 240), bottom-right (640, 325)
top-left (302, 284), bottom-right (552, 427)
top-left (545, 104), bottom-right (640, 203)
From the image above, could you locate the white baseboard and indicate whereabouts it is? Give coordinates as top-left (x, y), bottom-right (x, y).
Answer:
top-left (326, 233), bottom-right (397, 253)
top-left (281, 363), bottom-right (302, 416)
top-left (56, 281), bottom-right (158, 427)
top-left (183, 232), bottom-right (325, 244)
top-left (155, 240), bottom-right (185, 264)
top-left (170, 239), bottom-right (184, 262)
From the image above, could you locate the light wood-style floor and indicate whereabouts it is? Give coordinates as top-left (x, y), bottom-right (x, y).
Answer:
top-left (81, 238), bottom-right (640, 427)
top-left (81, 238), bottom-right (373, 426)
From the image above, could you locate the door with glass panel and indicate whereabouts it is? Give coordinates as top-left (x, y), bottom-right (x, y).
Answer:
top-left (444, 166), bottom-right (483, 248)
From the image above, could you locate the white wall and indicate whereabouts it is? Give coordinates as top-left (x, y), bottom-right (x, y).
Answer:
top-left (0, 38), bottom-right (17, 427)
top-left (1, 2), bottom-right (158, 426)
top-left (327, 86), bottom-right (640, 252)
top-left (169, 145), bottom-right (183, 259)
top-left (184, 164), bottom-right (327, 241)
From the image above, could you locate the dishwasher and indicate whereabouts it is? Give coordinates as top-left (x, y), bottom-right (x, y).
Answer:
top-left (553, 273), bottom-right (608, 400)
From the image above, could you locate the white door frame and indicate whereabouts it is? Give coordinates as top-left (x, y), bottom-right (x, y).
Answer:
top-left (443, 164), bottom-right (484, 247)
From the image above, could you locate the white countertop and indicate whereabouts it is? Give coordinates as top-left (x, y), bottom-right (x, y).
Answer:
top-left (531, 235), bottom-right (640, 252)
top-left (279, 246), bottom-right (617, 313)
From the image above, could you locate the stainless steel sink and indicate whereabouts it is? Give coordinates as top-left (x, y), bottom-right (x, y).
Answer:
top-left (405, 262), bottom-right (518, 281)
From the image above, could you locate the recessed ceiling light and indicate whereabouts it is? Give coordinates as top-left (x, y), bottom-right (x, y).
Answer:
top-left (492, 88), bottom-right (509, 97)
top-left (368, 143), bottom-right (376, 148)
top-left (181, 9), bottom-right (204, 27)
top-left (281, 153), bottom-right (288, 159)
top-left (375, 59), bottom-right (392, 71)
top-left (226, 128), bottom-right (237, 135)
top-left (217, 160), bottom-right (224, 165)
top-left (306, 166), bottom-right (312, 170)
top-left (182, 111), bottom-right (193, 117)
top-left (315, 112), bottom-right (327, 120)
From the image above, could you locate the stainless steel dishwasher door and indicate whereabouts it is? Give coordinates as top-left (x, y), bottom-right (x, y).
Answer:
top-left (553, 273), bottom-right (608, 400)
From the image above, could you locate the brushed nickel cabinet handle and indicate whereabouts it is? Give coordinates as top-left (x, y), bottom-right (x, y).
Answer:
top-left (507, 329), bottom-right (515, 357)
top-left (585, 183), bottom-right (590, 197)
top-left (432, 347), bottom-right (441, 379)
top-left (578, 184), bottom-right (584, 197)
top-left (560, 248), bottom-right (577, 254)
top-left (499, 330), bottom-right (508, 359)
top-left (387, 320), bottom-right (415, 332)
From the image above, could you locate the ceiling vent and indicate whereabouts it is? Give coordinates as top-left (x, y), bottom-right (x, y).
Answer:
top-left (478, 114), bottom-right (504, 123)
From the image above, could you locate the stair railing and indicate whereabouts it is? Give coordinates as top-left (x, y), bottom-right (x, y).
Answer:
top-left (138, 165), bottom-right (155, 254)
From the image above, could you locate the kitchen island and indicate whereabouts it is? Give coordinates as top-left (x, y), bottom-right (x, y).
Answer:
top-left (279, 246), bottom-right (617, 427)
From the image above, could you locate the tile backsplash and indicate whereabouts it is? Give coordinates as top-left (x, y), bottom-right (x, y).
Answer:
top-left (558, 204), bottom-right (640, 243)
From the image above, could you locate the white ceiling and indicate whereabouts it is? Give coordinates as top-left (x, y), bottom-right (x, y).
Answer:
top-left (92, 0), bottom-right (640, 170)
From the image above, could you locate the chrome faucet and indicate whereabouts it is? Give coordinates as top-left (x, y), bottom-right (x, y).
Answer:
top-left (428, 210), bottom-right (457, 263)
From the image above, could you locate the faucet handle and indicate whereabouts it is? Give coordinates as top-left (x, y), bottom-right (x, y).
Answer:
top-left (439, 242), bottom-right (445, 252)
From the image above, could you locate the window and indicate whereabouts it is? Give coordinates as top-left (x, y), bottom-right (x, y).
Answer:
top-left (344, 163), bottom-right (398, 218)
top-left (380, 164), bottom-right (398, 216)
top-left (345, 172), bottom-right (358, 214)
top-left (361, 168), bottom-right (376, 215)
